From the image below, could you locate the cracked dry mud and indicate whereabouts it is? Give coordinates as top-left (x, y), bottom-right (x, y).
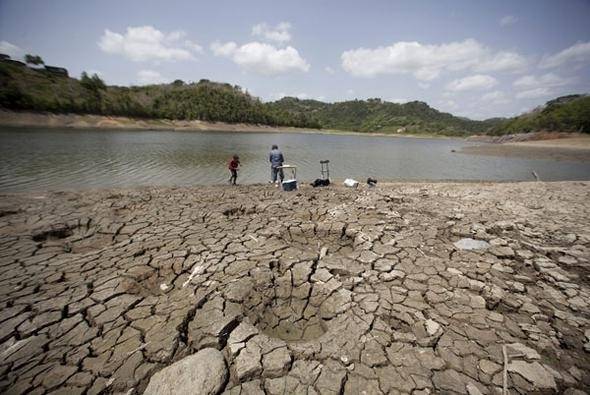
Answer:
top-left (0, 182), bottom-right (589, 395)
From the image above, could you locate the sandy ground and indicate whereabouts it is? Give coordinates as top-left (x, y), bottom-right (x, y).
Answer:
top-left (0, 182), bottom-right (589, 394)
top-left (509, 137), bottom-right (590, 149)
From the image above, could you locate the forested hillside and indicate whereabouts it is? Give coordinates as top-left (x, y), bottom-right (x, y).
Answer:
top-left (0, 59), bottom-right (321, 129)
top-left (1, 57), bottom-right (588, 136)
top-left (268, 97), bottom-right (502, 135)
top-left (488, 94), bottom-right (590, 135)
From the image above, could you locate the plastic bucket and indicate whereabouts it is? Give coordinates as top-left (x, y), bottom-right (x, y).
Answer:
top-left (282, 179), bottom-right (297, 191)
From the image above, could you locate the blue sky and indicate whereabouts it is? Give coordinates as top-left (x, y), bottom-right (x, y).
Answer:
top-left (1, 0), bottom-right (589, 119)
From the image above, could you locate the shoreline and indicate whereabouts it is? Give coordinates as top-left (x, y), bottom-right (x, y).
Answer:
top-left (0, 109), bottom-right (460, 140)
top-left (0, 181), bottom-right (588, 393)
top-left (0, 179), bottom-right (574, 196)
top-left (2, 109), bottom-right (589, 159)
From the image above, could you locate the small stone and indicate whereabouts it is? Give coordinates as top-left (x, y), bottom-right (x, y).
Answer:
top-left (469, 295), bottom-right (486, 309)
top-left (425, 319), bottom-right (441, 336)
top-left (144, 348), bottom-right (227, 395)
top-left (454, 238), bottom-right (490, 250)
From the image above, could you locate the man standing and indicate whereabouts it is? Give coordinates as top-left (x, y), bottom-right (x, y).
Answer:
top-left (269, 144), bottom-right (284, 186)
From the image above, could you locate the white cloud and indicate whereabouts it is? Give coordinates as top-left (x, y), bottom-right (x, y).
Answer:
top-left (211, 41), bottom-right (237, 57)
top-left (446, 74), bottom-right (498, 91)
top-left (87, 69), bottom-right (103, 78)
top-left (439, 99), bottom-right (458, 110)
top-left (252, 22), bottom-right (291, 43)
top-left (184, 40), bottom-right (203, 53)
top-left (418, 82), bottom-right (430, 89)
top-left (513, 73), bottom-right (571, 88)
top-left (325, 66), bottom-right (335, 74)
top-left (500, 15), bottom-right (518, 26)
top-left (474, 51), bottom-right (528, 72)
top-left (516, 87), bottom-right (551, 99)
top-left (271, 92), bottom-right (325, 101)
top-left (98, 26), bottom-right (201, 61)
top-left (137, 70), bottom-right (170, 85)
top-left (481, 90), bottom-right (510, 104)
top-left (211, 41), bottom-right (309, 75)
top-left (389, 98), bottom-right (409, 104)
top-left (341, 39), bottom-right (527, 80)
top-left (539, 41), bottom-right (590, 69)
top-left (0, 41), bottom-right (24, 59)
top-left (513, 73), bottom-right (573, 100)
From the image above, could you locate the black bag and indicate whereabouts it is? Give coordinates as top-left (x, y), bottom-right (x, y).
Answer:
top-left (311, 178), bottom-right (330, 187)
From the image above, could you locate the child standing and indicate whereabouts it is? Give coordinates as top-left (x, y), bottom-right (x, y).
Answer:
top-left (228, 155), bottom-right (240, 185)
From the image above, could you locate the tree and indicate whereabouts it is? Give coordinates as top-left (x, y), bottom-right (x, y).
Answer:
top-left (80, 72), bottom-right (106, 92)
top-left (24, 54), bottom-right (44, 66)
top-left (173, 79), bottom-right (184, 86)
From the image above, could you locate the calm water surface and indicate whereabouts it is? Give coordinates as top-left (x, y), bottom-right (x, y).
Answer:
top-left (1, 127), bottom-right (589, 192)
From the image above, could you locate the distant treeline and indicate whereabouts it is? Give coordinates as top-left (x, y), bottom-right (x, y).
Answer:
top-left (267, 97), bottom-right (503, 136)
top-left (1, 56), bottom-right (588, 135)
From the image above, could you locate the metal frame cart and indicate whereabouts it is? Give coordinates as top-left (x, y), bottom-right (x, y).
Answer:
top-left (320, 160), bottom-right (330, 181)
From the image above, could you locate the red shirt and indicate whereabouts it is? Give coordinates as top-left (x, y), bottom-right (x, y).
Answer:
top-left (228, 159), bottom-right (240, 170)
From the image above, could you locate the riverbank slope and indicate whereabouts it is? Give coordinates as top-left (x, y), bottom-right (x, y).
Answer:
top-left (0, 109), bottom-right (458, 139)
top-left (0, 182), bottom-right (588, 394)
top-left (0, 109), bottom-right (321, 134)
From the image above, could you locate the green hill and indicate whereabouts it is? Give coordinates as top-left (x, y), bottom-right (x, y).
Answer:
top-left (2, 56), bottom-right (588, 136)
top-left (0, 57), bottom-right (499, 135)
top-left (0, 59), bottom-right (320, 129)
top-left (268, 97), bottom-right (503, 136)
top-left (489, 94), bottom-right (590, 135)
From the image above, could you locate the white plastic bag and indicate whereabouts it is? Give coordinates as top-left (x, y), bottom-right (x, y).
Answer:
top-left (343, 178), bottom-right (359, 188)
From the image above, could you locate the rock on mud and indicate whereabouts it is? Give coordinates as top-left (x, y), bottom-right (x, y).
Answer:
top-left (143, 348), bottom-right (227, 395)
top-left (453, 238), bottom-right (490, 250)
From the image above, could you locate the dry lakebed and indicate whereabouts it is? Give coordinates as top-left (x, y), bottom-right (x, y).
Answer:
top-left (0, 182), bottom-right (589, 394)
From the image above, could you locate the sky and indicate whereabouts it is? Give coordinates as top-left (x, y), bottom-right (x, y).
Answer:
top-left (1, 0), bottom-right (590, 120)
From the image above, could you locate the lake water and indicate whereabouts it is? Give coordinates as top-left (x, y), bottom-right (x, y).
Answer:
top-left (1, 127), bottom-right (590, 192)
